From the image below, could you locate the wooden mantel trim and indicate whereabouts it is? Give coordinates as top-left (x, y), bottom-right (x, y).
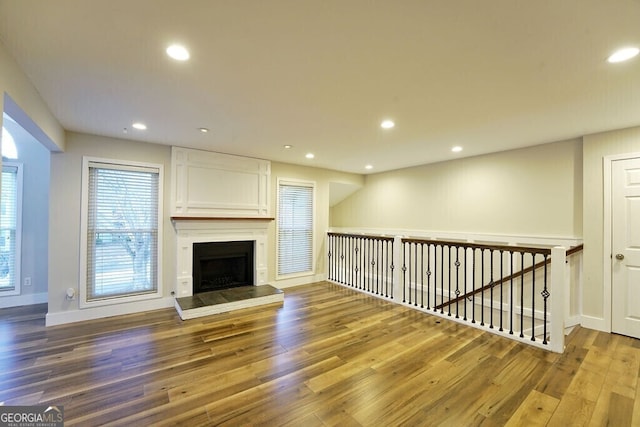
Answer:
top-left (171, 216), bottom-right (274, 221)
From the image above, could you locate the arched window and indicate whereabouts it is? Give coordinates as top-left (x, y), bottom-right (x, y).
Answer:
top-left (1, 127), bottom-right (18, 160)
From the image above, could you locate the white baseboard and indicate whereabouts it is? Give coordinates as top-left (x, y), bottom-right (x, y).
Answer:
top-left (0, 292), bottom-right (48, 308)
top-left (580, 314), bottom-right (608, 332)
top-left (565, 315), bottom-right (581, 328)
top-left (45, 297), bottom-right (175, 326)
top-left (274, 274), bottom-right (326, 289)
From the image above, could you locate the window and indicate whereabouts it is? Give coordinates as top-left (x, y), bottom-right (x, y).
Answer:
top-left (277, 179), bottom-right (314, 277)
top-left (2, 126), bottom-right (18, 159)
top-left (0, 162), bottom-right (22, 295)
top-left (81, 158), bottom-right (163, 306)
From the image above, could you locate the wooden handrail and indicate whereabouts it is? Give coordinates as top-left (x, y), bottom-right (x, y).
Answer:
top-left (433, 244), bottom-right (583, 311)
top-left (328, 232), bottom-right (394, 242)
top-left (402, 237), bottom-right (552, 255)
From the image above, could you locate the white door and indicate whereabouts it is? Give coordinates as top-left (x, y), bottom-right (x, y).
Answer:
top-left (612, 157), bottom-right (640, 339)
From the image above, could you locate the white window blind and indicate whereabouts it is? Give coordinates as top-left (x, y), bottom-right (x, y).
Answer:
top-left (86, 162), bottom-right (159, 301)
top-left (278, 181), bottom-right (313, 276)
top-left (0, 165), bottom-right (19, 292)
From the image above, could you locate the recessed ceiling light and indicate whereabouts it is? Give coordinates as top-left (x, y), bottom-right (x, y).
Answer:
top-left (166, 44), bottom-right (190, 61)
top-left (305, 153), bottom-right (315, 159)
top-left (365, 165), bottom-right (373, 170)
top-left (607, 47), bottom-right (639, 63)
top-left (380, 120), bottom-right (395, 129)
top-left (132, 122), bottom-right (147, 130)
top-left (198, 127), bottom-right (209, 133)
top-left (284, 145), bottom-right (293, 149)
top-left (452, 146), bottom-right (463, 153)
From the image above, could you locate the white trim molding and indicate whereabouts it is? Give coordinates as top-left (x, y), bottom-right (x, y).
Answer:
top-left (0, 292), bottom-right (47, 309)
top-left (79, 156), bottom-right (164, 309)
top-left (46, 297), bottom-right (175, 326)
top-left (602, 152), bottom-right (640, 333)
top-left (170, 147), bottom-right (271, 218)
top-left (173, 219), bottom-right (269, 297)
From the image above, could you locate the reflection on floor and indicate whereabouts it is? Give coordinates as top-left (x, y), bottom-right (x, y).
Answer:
top-left (174, 285), bottom-right (284, 320)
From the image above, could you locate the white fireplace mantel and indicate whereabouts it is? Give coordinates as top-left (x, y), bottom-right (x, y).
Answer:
top-left (173, 219), bottom-right (270, 297)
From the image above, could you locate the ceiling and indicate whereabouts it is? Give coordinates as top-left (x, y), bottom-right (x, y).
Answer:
top-left (0, 0), bottom-right (639, 174)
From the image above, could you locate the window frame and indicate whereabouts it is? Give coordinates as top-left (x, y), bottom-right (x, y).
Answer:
top-left (79, 156), bottom-right (163, 308)
top-left (276, 178), bottom-right (316, 280)
top-left (0, 161), bottom-right (23, 296)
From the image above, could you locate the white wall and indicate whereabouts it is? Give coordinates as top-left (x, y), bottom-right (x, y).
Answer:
top-left (47, 134), bottom-right (363, 322)
top-left (0, 39), bottom-right (61, 308)
top-left (268, 162), bottom-right (364, 287)
top-left (8, 118), bottom-right (49, 304)
top-left (0, 41), bottom-right (63, 151)
top-left (331, 139), bottom-right (583, 238)
top-left (582, 125), bottom-right (640, 325)
top-left (47, 132), bottom-right (175, 324)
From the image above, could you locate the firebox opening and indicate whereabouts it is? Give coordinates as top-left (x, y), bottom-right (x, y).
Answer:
top-left (192, 240), bottom-right (254, 294)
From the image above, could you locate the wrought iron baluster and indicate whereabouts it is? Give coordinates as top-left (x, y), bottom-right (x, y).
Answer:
top-left (520, 252), bottom-right (525, 338)
top-left (378, 239), bottom-right (382, 296)
top-left (499, 250), bottom-right (504, 332)
top-left (420, 243), bottom-right (425, 308)
top-left (353, 236), bottom-right (357, 288)
top-left (490, 249), bottom-right (494, 329)
top-left (376, 239), bottom-right (381, 295)
top-left (413, 243), bottom-right (422, 307)
top-left (360, 237), bottom-right (364, 290)
top-left (402, 242), bottom-right (407, 303)
top-left (447, 245), bottom-right (452, 316)
top-left (337, 235), bottom-right (342, 283)
top-left (471, 248), bottom-right (476, 323)
top-left (509, 251), bottom-right (514, 335)
top-left (327, 235), bottom-right (332, 281)
top-left (531, 252), bottom-right (536, 342)
top-left (365, 238), bottom-right (369, 291)
top-left (345, 236), bottom-right (350, 287)
top-left (389, 241), bottom-right (395, 298)
top-left (454, 246), bottom-right (460, 319)
top-left (440, 244), bottom-right (445, 314)
top-left (542, 254), bottom-right (549, 345)
top-left (408, 242), bottom-right (413, 305)
top-left (463, 247), bottom-right (468, 321)
top-left (426, 244), bottom-right (431, 310)
top-left (480, 248), bottom-right (485, 326)
top-left (370, 238), bottom-right (375, 294)
top-left (385, 239), bottom-right (390, 297)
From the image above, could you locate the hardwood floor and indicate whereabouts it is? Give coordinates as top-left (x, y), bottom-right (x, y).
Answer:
top-left (1, 282), bottom-right (639, 426)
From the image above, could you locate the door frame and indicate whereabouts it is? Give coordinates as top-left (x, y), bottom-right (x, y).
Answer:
top-left (603, 152), bottom-right (640, 333)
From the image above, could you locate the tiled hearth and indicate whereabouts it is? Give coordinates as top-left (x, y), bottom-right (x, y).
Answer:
top-left (174, 285), bottom-right (284, 320)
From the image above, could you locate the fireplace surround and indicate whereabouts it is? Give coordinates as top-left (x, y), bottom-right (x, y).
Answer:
top-left (173, 219), bottom-right (269, 297)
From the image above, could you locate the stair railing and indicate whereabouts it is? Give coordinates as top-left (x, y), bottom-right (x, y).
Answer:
top-left (327, 231), bottom-right (577, 353)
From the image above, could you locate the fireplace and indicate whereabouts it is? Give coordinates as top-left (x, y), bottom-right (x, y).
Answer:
top-left (192, 240), bottom-right (254, 294)
top-left (173, 219), bottom-right (268, 297)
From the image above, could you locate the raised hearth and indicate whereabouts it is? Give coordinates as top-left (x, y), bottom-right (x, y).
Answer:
top-left (174, 285), bottom-right (284, 320)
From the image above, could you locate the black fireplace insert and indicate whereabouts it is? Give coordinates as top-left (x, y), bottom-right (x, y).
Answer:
top-left (192, 240), bottom-right (254, 294)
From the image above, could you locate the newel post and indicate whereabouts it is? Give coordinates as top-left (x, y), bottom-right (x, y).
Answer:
top-left (550, 246), bottom-right (566, 353)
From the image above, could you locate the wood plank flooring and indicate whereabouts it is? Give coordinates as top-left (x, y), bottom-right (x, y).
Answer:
top-left (1, 282), bottom-right (639, 426)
